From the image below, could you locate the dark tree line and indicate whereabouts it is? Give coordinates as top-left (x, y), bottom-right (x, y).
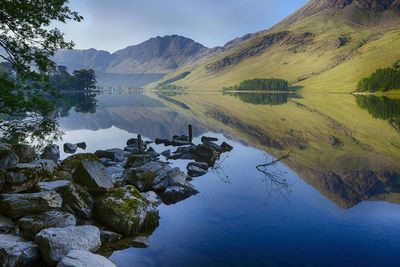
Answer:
top-left (224, 78), bottom-right (289, 91)
top-left (356, 96), bottom-right (400, 120)
top-left (49, 66), bottom-right (97, 91)
top-left (357, 66), bottom-right (400, 92)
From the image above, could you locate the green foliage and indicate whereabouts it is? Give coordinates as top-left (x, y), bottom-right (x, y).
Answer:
top-left (49, 66), bottom-right (97, 91)
top-left (355, 96), bottom-right (400, 120)
top-left (357, 67), bottom-right (400, 92)
top-left (393, 60), bottom-right (400, 71)
top-left (158, 71), bottom-right (191, 87)
top-left (224, 78), bottom-right (289, 91)
top-left (223, 92), bottom-right (301, 105)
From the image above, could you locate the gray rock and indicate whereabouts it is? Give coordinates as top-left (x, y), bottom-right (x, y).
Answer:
top-left (63, 143), bottom-right (78, 154)
top-left (141, 191), bottom-right (162, 206)
top-left (12, 144), bottom-right (37, 163)
top-left (187, 162), bottom-right (208, 177)
top-left (168, 167), bottom-right (187, 186)
top-left (201, 136), bottom-right (219, 142)
top-left (160, 150), bottom-right (171, 157)
top-left (94, 149), bottom-right (124, 162)
top-left (35, 225), bottom-right (101, 266)
top-left (171, 140), bottom-right (192, 147)
top-left (0, 234), bottom-right (40, 267)
top-left (187, 162), bottom-right (209, 170)
top-left (40, 144), bottom-right (60, 163)
top-left (75, 142), bottom-right (87, 150)
top-left (125, 154), bottom-right (152, 168)
top-left (73, 160), bottom-right (113, 194)
top-left (0, 147), bottom-right (19, 169)
top-left (57, 250), bottom-right (116, 267)
top-left (95, 185), bottom-right (159, 236)
top-left (0, 191), bottom-right (63, 219)
top-left (100, 230), bottom-right (122, 243)
top-left (38, 180), bottom-right (72, 192)
top-left (18, 211), bottom-right (76, 240)
top-left (161, 183), bottom-right (199, 205)
top-left (0, 215), bottom-right (15, 234)
top-left (105, 166), bottom-right (124, 181)
top-left (62, 183), bottom-right (94, 220)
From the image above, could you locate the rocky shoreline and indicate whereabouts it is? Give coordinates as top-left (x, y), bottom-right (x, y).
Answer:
top-left (0, 134), bottom-right (232, 266)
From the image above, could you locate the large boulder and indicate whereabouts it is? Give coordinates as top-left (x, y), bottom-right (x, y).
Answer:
top-left (3, 162), bottom-right (44, 193)
top-left (94, 149), bottom-right (124, 162)
top-left (61, 183), bottom-right (94, 220)
top-left (0, 215), bottom-right (15, 234)
top-left (95, 185), bottom-right (159, 236)
top-left (18, 211), bottom-right (76, 240)
top-left (57, 250), bottom-right (116, 267)
top-left (0, 147), bottom-right (19, 169)
top-left (12, 144), bottom-right (37, 163)
top-left (40, 144), bottom-right (60, 163)
top-left (60, 154), bottom-right (99, 173)
top-left (0, 191), bottom-right (62, 219)
top-left (35, 225), bottom-right (101, 266)
top-left (73, 160), bottom-right (113, 194)
top-left (0, 234), bottom-right (40, 267)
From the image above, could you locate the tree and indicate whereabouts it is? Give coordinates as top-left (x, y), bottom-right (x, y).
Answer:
top-left (0, 0), bottom-right (82, 117)
top-left (72, 69), bottom-right (97, 91)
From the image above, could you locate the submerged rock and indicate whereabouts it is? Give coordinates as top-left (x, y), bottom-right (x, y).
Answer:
top-left (17, 211), bottom-right (76, 240)
top-left (40, 144), bottom-right (60, 163)
top-left (57, 250), bottom-right (116, 267)
top-left (35, 225), bottom-right (101, 266)
top-left (0, 234), bottom-right (40, 267)
top-left (63, 143), bottom-right (78, 154)
top-left (12, 144), bottom-right (37, 163)
top-left (95, 185), bottom-right (159, 236)
top-left (73, 159), bottom-right (113, 194)
top-left (0, 191), bottom-right (62, 219)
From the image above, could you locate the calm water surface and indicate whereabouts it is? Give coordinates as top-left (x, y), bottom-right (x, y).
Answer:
top-left (55, 91), bottom-right (400, 267)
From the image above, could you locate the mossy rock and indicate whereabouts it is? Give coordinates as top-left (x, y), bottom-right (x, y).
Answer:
top-left (60, 153), bottom-right (99, 173)
top-left (95, 185), bottom-right (159, 236)
top-left (124, 169), bottom-right (156, 192)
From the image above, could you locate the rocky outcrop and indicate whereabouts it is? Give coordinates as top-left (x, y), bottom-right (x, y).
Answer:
top-left (0, 191), bottom-right (63, 219)
top-left (57, 250), bottom-right (116, 267)
top-left (95, 185), bottom-right (159, 235)
top-left (0, 234), bottom-right (40, 267)
top-left (35, 225), bottom-right (101, 266)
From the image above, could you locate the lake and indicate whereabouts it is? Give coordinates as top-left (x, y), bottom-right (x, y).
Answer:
top-left (54, 90), bottom-right (400, 267)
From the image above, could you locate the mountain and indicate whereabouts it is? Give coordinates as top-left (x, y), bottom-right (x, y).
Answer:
top-left (155, 0), bottom-right (400, 92)
top-left (53, 35), bottom-right (212, 75)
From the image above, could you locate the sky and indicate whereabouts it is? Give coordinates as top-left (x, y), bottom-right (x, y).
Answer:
top-left (57, 0), bottom-right (309, 52)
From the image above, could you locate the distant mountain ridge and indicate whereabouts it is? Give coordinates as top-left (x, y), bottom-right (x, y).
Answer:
top-left (53, 35), bottom-right (213, 75)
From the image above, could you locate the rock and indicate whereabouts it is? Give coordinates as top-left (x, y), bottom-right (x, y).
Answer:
top-left (63, 143), bottom-right (78, 154)
top-left (0, 215), bottom-right (15, 234)
top-left (105, 166), bottom-right (124, 181)
top-left (38, 180), bottom-right (71, 192)
top-left (73, 159), bottom-right (113, 194)
top-left (187, 165), bottom-right (207, 177)
top-left (60, 154), bottom-right (99, 173)
top-left (18, 211), bottom-right (76, 240)
top-left (125, 154), bottom-right (152, 168)
top-left (124, 169), bottom-right (156, 192)
top-left (12, 144), bottom-right (37, 163)
top-left (154, 138), bottom-right (169, 145)
top-left (160, 150), bottom-right (171, 157)
top-left (0, 234), bottom-right (40, 267)
top-left (62, 183), bottom-right (94, 220)
top-left (126, 138), bottom-right (146, 149)
top-left (57, 250), bottom-right (116, 267)
top-left (168, 167), bottom-right (187, 186)
top-left (0, 191), bottom-right (62, 219)
top-left (76, 142), bottom-right (87, 150)
top-left (201, 136), bottom-right (219, 142)
top-left (124, 145), bottom-right (141, 154)
top-left (94, 149), bottom-right (124, 162)
top-left (95, 185), bottom-right (159, 236)
top-left (130, 236), bottom-right (149, 248)
top-left (0, 147), bottom-right (19, 169)
top-left (100, 230), bottom-right (122, 243)
top-left (179, 153), bottom-right (195, 160)
top-left (35, 225), bottom-right (101, 266)
top-left (161, 183), bottom-right (199, 205)
top-left (193, 144), bottom-right (220, 165)
top-left (171, 140), bottom-right (192, 147)
top-left (141, 191), bottom-right (162, 206)
top-left (172, 135), bottom-right (188, 141)
top-left (40, 144), bottom-right (60, 163)
top-left (36, 159), bottom-right (58, 177)
top-left (188, 162), bottom-right (209, 170)
top-left (146, 147), bottom-right (160, 158)
top-left (221, 141), bottom-right (233, 152)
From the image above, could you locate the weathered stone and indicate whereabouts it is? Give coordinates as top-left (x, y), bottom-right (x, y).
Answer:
top-left (105, 166), bottom-right (124, 181)
top-left (63, 143), bottom-right (78, 154)
top-left (18, 211), bottom-right (76, 240)
top-left (127, 138), bottom-right (146, 149)
top-left (160, 149), bottom-right (171, 157)
top-left (100, 230), bottom-right (122, 243)
top-left (187, 165), bottom-right (207, 177)
top-left (76, 142), bottom-right (87, 150)
top-left (38, 180), bottom-right (71, 193)
top-left (0, 191), bottom-right (62, 219)
top-left (62, 183), bottom-right (94, 220)
top-left (141, 191), bottom-right (162, 206)
top-left (0, 215), bottom-right (15, 234)
top-left (168, 167), bottom-right (187, 186)
top-left (201, 136), bottom-right (219, 142)
top-left (0, 234), bottom-right (40, 267)
top-left (130, 236), bottom-right (149, 248)
top-left (0, 147), bottom-right (19, 169)
top-left (35, 225), bottom-right (101, 266)
top-left (146, 147), bottom-right (160, 158)
top-left (12, 144), bottom-right (37, 163)
top-left (94, 149), bottom-right (124, 162)
top-left (57, 250), bottom-right (116, 267)
top-left (95, 185), bottom-right (159, 236)
top-left (124, 169), bottom-right (156, 192)
top-left (188, 162), bottom-right (209, 170)
top-left (161, 183), bottom-right (199, 205)
top-left (73, 159), bottom-right (113, 194)
top-left (40, 144), bottom-right (60, 163)
top-left (60, 154), bottom-right (99, 173)
top-left (125, 154), bottom-right (152, 168)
